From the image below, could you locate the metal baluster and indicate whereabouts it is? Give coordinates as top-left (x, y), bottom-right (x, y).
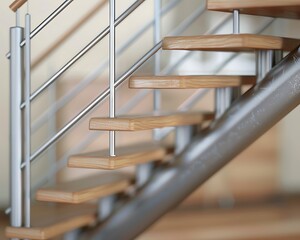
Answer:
top-left (154, 0), bottom-right (161, 136)
top-left (175, 126), bottom-right (196, 155)
top-left (10, 23), bottom-right (23, 233)
top-left (7, 0), bottom-right (75, 59)
top-left (98, 196), bottom-right (116, 221)
top-left (256, 50), bottom-right (273, 82)
top-left (232, 9), bottom-right (241, 100)
top-left (24, 12), bottom-right (31, 229)
top-left (109, 0), bottom-right (116, 156)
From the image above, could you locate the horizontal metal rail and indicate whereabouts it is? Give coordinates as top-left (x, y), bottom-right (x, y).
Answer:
top-left (31, 89), bottom-right (150, 192)
top-left (32, 0), bottom-right (108, 69)
top-left (21, 42), bottom-right (161, 168)
top-left (20, 0), bottom-right (146, 109)
top-left (30, 0), bottom-right (191, 133)
top-left (88, 46), bottom-right (300, 240)
top-left (7, 0), bottom-right (75, 58)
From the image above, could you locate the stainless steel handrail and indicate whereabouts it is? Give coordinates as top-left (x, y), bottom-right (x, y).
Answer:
top-left (31, 89), bottom-right (150, 192)
top-left (21, 42), bottom-right (162, 168)
top-left (7, 0), bottom-right (75, 59)
top-left (31, 0), bottom-right (182, 133)
top-left (33, 6), bottom-right (234, 190)
top-left (20, 0), bottom-right (146, 109)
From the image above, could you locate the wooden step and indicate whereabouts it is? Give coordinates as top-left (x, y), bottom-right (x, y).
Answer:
top-left (5, 204), bottom-right (96, 239)
top-left (162, 34), bottom-right (300, 52)
top-left (68, 142), bottom-right (168, 170)
top-left (207, 0), bottom-right (300, 19)
top-left (90, 112), bottom-right (214, 131)
top-left (36, 173), bottom-right (131, 204)
top-left (129, 75), bottom-right (256, 89)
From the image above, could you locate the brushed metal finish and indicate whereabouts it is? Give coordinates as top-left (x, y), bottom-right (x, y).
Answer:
top-left (19, 0), bottom-right (146, 108)
top-left (10, 27), bottom-right (23, 228)
top-left (109, 0), bottom-right (116, 156)
top-left (30, 0), bottom-right (183, 133)
top-left (89, 47), bottom-right (300, 240)
top-left (24, 13), bottom-right (31, 228)
top-left (22, 42), bottom-right (162, 166)
top-left (7, 0), bottom-right (75, 59)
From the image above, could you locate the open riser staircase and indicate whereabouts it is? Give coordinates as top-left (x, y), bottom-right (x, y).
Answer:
top-left (4, 0), bottom-right (300, 239)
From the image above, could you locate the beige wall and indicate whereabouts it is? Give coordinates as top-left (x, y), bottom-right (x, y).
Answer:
top-left (1, 0), bottom-right (300, 208)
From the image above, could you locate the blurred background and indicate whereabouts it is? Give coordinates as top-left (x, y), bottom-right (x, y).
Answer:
top-left (1, 0), bottom-right (300, 239)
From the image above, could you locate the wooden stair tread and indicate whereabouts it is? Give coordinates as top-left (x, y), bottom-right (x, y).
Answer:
top-left (36, 173), bottom-right (131, 204)
top-left (68, 142), bottom-right (169, 170)
top-left (89, 112), bottom-right (214, 131)
top-left (5, 204), bottom-right (96, 239)
top-left (129, 75), bottom-right (256, 89)
top-left (162, 34), bottom-right (300, 52)
top-left (207, 0), bottom-right (300, 19)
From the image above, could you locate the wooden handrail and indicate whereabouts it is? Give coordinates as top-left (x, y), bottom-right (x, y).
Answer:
top-left (9, 0), bottom-right (28, 12)
top-left (32, 0), bottom-right (107, 69)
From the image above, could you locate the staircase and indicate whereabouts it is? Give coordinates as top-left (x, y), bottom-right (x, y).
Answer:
top-left (5, 0), bottom-right (300, 239)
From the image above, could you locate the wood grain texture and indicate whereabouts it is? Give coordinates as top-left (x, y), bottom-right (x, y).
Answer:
top-left (5, 204), bottom-right (96, 239)
top-left (207, 0), bottom-right (300, 19)
top-left (90, 112), bottom-right (214, 131)
top-left (68, 142), bottom-right (168, 170)
top-left (129, 75), bottom-right (256, 89)
top-left (9, 0), bottom-right (27, 12)
top-left (36, 173), bottom-right (131, 204)
top-left (162, 34), bottom-right (300, 52)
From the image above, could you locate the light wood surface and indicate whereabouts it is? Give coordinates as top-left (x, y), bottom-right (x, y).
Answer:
top-left (36, 173), bottom-right (131, 204)
top-left (9, 0), bottom-right (27, 12)
top-left (0, 212), bottom-right (9, 240)
top-left (5, 204), bottom-right (96, 239)
top-left (207, 0), bottom-right (300, 19)
top-left (68, 142), bottom-right (167, 170)
top-left (162, 34), bottom-right (300, 52)
top-left (32, 0), bottom-right (107, 69)
top-left (90, 112), bottom-right (214, 131)
top-left (140, 198), bottom-right (300, 240)
top-left (129, 75), bottom-right (256, 89)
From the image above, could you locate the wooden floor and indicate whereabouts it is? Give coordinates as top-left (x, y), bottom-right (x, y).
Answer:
top-left (139, 197), bottom-right (300, 240)
top-left (1, 198), bottom-right (300, 239)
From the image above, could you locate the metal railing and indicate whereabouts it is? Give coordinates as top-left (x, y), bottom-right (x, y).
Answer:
top-left (7, 0), bottom-right (277, 235)
top-left (7, 0), bottom-right (200, 226)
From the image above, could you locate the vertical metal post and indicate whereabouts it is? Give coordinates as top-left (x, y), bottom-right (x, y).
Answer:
top-left (10, 26), bottom-right (23, 229)
top-left (215, 88), bottom-right (227, 119)
top-left (233, 10), bottom-right (240, 34)
top-left (256, 50), bottom-right (273, 82)
top-left (232, 9), bottom-right (241, 100)
top-left (175, 126), bottom-right (195, 155)
top-left (136, 163), bottom-right (154, 187)
top-left (24, 13), bottom-right (31, 228)
top-left (109, 0), bottom-right (116, 156)
top-left (98, 195), bottom-right (116, 221)
top-left (153, 0), bottom-right (161, 126)
top-left (273, 50), bottom-right (283, 66)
